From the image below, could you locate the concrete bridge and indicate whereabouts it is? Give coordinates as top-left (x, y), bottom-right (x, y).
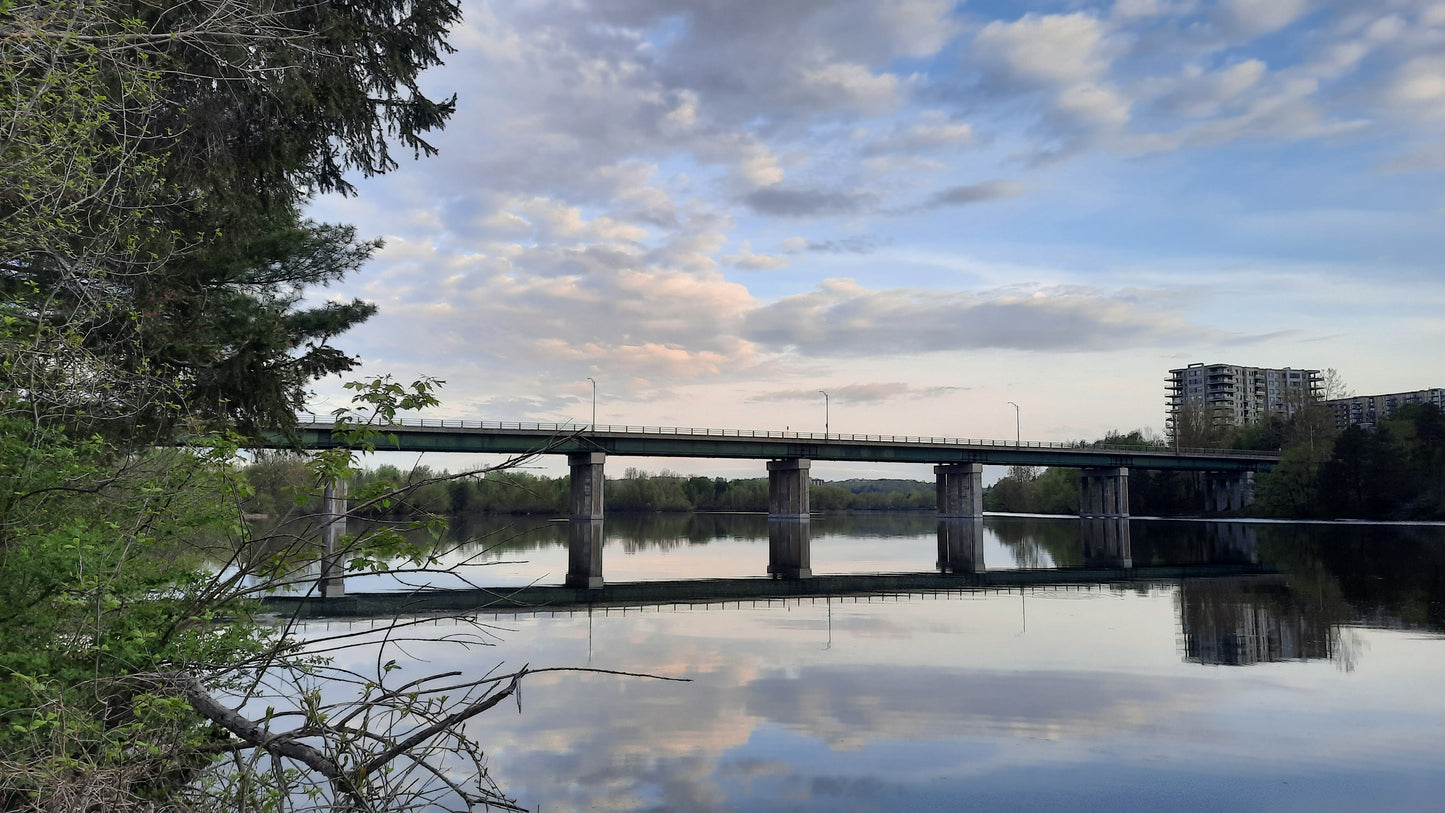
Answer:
top-left (283, 418), bottom-right (1277, 594)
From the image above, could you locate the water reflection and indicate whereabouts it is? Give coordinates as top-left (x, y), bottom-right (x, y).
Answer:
top-left (936, 518), bottom-right (984, 573)
top-left (767, 519), bottom-right (811, 579)
top-left (1178, 579), bottom-right (1336, 666)
top-left (280, 515), bottom-right (1445, 812)
top-left (566, 519), bottom-right (604, 588)
top-left (1080, 517), bottom-right (1131, 568)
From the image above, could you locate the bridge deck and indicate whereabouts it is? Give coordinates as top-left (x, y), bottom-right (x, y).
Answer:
top-left (284, 419), bottom-right (1278, 472)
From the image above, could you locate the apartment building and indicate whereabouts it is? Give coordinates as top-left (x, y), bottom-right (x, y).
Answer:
top-left (1324, 389), bottom-right (1445, 430)
top-left (1166, 363), bottom-right (1321, 431)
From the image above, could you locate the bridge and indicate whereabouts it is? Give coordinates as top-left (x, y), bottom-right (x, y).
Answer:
top-left (281, 418), bottom-right (1278, 595)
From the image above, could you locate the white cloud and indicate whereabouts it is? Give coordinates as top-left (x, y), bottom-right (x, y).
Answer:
top-left (1385, 55), bottom-right (1445, 119)
top-left (975, 12), bottom-right (1117, 86)
top-left (743, 279), bottom-right (1238, 356)
top-left (1215, 0), bottom-right (1312, 38)
top-left (862, 111), bottom-right (975, 155)
top-left (722, 243), bottom-right (790, 271)
top-left (751, 383), bottom-right (964, 404)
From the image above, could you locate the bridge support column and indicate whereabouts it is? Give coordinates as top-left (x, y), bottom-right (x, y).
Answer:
top-left (1205, 522), bottom-right (1259, 564)
top-left (767, 459), bottom-right (810, 520)
top-left (767, 519), bottom-right (812, 579)
top-left (320, 479), bottom-right (347, 598)
top-left (1203, 471), bottom-right (1253, 513)
top-left (569, 452), bottom-right (605, 519)
top-left (1079, 467), bottom-right (1129, 518)
top-left (934, 463), bottom-right (984, 518)
top-left (565, 519), bottom-right (605, 589)
top-left (1080, 517), bottom-right (1132, 569)
top-left (937, 518), bottom-right (985, 573)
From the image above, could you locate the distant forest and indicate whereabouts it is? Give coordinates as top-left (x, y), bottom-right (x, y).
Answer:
top-left (986, 403), bottom-right (1445, 521)
top-left (242, 461), bottom-right (936, 518)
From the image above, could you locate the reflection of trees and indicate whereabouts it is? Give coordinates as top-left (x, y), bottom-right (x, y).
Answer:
top-left (989, 517), bottom-right (1081, 568)
top-left (813, 512), bottom-right (938, 539)
top-left (1127, 521), bottom-right (1258, 566)
top-left (1258, 523), bottom-right (1445, 633)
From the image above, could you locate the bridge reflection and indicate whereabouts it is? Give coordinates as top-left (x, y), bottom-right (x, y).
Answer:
top-left (268, 519), bottom-right (1278, 619)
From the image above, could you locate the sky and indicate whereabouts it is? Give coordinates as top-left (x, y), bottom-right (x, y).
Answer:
top-left (306, 0), bottom-right (1445, 478)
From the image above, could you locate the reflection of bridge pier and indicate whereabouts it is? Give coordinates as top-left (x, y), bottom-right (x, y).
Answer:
top-left (567, 452), bottom-right (607, 588)
top-left (1205, 522), bottom-right (1259, 564)
top-left (566, 519), bottom-right (606, 588)
top-left (937, 518), bottom-right (985, 573)
top-left (1080, 517), bottom-right (1132, 569)
top-left (767, 519), bottom-right (812, 579)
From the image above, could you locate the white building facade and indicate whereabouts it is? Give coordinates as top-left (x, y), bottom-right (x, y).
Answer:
top-left (1167, 363), bottom-right (1321, 432)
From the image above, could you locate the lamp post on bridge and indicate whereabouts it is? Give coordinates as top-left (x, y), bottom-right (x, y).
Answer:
top-left (819, 390), bottom-right (829, 437)
top-left (1008, 401), bottom-right (1020, 444)
top-left (587, 377), bottom-right (596, 430)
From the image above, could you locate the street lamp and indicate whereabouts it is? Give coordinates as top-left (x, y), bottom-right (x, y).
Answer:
top-left (1007, 401), bottom-right (1020, 444)
top-left (587, 377), bottom-right (596, 430)
top-left (819, 390), bottom-right (829, 436)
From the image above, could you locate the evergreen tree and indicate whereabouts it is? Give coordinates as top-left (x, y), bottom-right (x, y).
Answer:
top-left (1, 0), bottom-right (461, 438)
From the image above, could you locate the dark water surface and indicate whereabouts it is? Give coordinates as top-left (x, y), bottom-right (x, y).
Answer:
top-left (310, 514), bottom-right (1445, 812)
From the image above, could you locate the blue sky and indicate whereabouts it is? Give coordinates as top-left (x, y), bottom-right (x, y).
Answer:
top-left (308, 0), bottom-right (1445, 475)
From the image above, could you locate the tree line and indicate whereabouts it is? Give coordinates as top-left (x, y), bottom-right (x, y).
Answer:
top-left (243, 460), bottom-right (937, 517)
top-left (984, 403), bottom-right (1445, 520)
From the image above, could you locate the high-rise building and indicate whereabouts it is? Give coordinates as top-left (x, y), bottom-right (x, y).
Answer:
top-left (1166, 363), bottom-right (1320, 432)
top-left (1324, 389), bottom-right (1445, 430)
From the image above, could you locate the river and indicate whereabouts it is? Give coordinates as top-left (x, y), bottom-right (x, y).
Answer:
top-left (300, 513), bottom-right (1445, 812)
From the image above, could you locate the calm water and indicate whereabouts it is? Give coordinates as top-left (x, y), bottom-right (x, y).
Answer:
top-left (304, 514), bottom-right (1445, 812)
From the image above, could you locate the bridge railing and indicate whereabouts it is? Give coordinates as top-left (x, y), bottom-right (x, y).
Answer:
top-left (296, 414), bottom-right (1278, 460)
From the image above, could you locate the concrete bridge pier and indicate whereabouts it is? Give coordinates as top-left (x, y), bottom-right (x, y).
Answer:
top-left (1079, 467), bottom-right (1130, 518)
top-left (569, 452), bottom-right (606, 519)
top-left (935, 463), bottom-right (984, 518)
top-left (937, 518), bottom-right (985, 573)
top-left (320, 479), bottom-right (347, 598)
top-left (1080, 517), bottom-right (1132, 569)
top-left (1203, 471), bottom-right (1254, 513)
top-left (566, 520), bottom-right (605, 589)
top-left (767, 458), bottom-right (811, 520)
top-left (565, 452), bottom-right (607, 588)
top-left (767, 519), bottom-right (812, 579)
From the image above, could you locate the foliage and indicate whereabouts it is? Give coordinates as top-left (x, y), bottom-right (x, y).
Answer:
top-left (297, 466), bottom-right (939, 517)
top-left (0, 379), bottom-right (558, 811)
top-left (1254, 404), bottom-right (1445, 520)
top-left (1, 0), bottom-right (460, 438)
top-left (985, 466), bottom-right (1078, 514)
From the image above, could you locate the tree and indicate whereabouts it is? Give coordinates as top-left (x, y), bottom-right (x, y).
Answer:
top-left (1170, 398), bottom-right (1234, 450)
top-left (0, 378), bottom-right (678, 811)
top-left (0, 0), bottom-right (640, 807)
top-left (1, 0), bottom-right (461, 438)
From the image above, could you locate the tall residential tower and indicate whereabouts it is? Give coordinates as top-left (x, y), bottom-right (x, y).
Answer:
top-left (1166, 363), bottom-right (1320, 435)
